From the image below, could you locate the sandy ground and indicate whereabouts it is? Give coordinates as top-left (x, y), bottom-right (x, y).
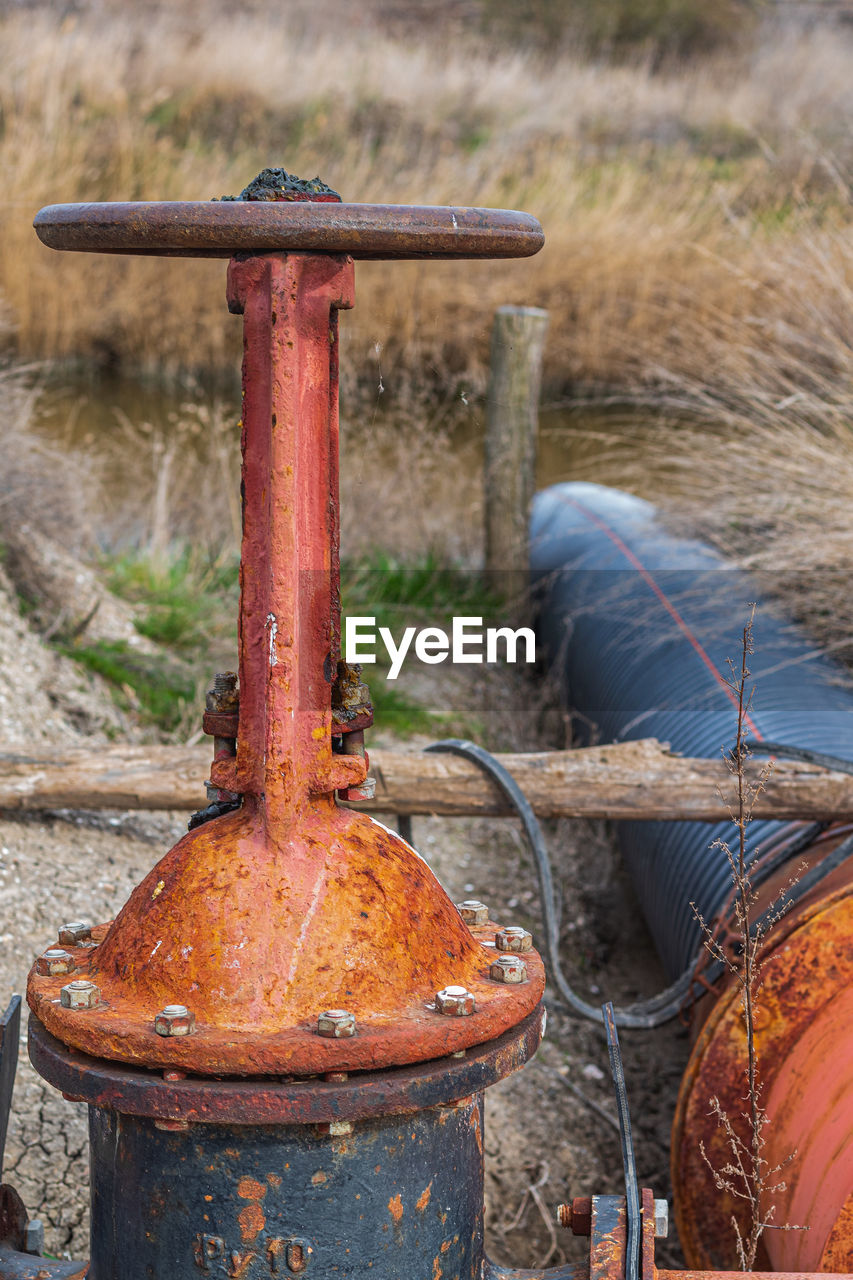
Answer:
top-left (0, 575), bottom-right (690, 1270)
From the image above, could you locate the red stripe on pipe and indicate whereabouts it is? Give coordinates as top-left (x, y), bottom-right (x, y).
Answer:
top-left (563, 495), bottom-right (763, 741)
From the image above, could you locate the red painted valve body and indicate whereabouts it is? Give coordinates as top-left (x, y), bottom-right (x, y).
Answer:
top-left (27, 207), bottom-right (545, 1076)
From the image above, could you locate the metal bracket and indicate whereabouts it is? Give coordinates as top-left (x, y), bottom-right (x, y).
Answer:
top-left (0, 996), bottom-right (21, 1181)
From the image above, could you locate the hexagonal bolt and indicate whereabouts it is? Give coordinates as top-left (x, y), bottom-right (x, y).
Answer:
top-left (489, 955), bottom-right (528, 984)
top-left (36, 949), bottom-right (76, 977)
top-left (495, 926), bottom-right (533, 953)
top-left (60, 979), bottom-right (100, 1010)
top-left (457, 900), bottom-right (489, 925)
top-left (317, 1009), bottom-right (356, 1038)
top-left (435, 985), bottom-right (476, 1016)
top-left (57, 921), bottom-right (92, 946)
top-left (653, 1198), bottom-right (669, 1239)
top-left (154, 1004), bottom-right (196, 1037)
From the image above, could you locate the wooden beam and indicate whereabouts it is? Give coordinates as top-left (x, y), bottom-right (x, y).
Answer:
top-left (1, 740), bottom-right (852, 821)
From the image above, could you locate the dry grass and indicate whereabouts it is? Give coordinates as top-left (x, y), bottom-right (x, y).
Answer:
top-left (1, 0), bottom-right (852, 407)
top-left (2, 0), bottom-right (853, 647)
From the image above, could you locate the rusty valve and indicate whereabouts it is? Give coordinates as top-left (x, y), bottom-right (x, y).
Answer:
top-left (457, 900), bottom-right (489, 925)
top-left (489, 956), bottom-right (528, 984)
top-left (60, 979), bottom-right (100, 1010)
top-left (317, 1009), bottom-right (356, 1039)
top-left (23, 185), bottom-right (550, 1280)
top-left (435, 986), bottom-right (476, 1016)
top-left (495, 926), bottom-right (533, 952)
top-left (153, 1005), bottom-right (196, 1037)
top-left (35, 949), bottom-right (76, 977)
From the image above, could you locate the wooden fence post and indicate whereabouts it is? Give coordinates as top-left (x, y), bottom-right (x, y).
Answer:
top-left (484, 305), bottom-right (549, 595)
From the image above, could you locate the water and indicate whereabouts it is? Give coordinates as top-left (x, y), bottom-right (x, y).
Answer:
top-left (32, 371), bottom-right (672, 555)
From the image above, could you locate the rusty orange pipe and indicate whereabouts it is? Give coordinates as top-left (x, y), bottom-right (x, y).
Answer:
top-left (673, 860), bottom-right (853, 1273)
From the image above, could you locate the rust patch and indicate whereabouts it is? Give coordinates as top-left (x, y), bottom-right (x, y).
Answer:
top-left (267, 1173), bottom-right (282, 1188)
top-left (432, 1255), bottom-right (443, 1280)
top-left (469, 1103), bottom-right (483, 1155)
top-left (388, 1194), bottom-right (404, 1222)
top-left (237, 1177), bottom-right (266, 1200)
top-left (238, 1202), bottom-right (265, 1243)
top-left (416, 1182), bottom-right (433, 1212)
top-left (311, 1171), bottom-right (327, 1185)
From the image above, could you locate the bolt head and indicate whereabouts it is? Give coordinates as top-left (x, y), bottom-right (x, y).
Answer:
top-left (654, 1198), bottom-right (669, 1238)
top-left (58, 921), bottom-right (93, 946)
top-left (60, 979), bottom-right (100, 1009)
top-left (495, 926), bottom-right (533, 953)
top-left (317, 1009), bottom-right (356, 1038)
top-left (457, 900), bottom-right (489, 925)
top-left (36, 949), bottom-right (76, 977)
top-left (154, 1004), bottom-right (196, 1037)
top-left (435, 985), bottom-right (475, 1016)
top-left (489, 955), bottom-right (528, 984)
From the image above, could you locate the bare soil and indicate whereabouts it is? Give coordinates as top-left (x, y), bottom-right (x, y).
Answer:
top-left (0, 577), bottom-right (689, 1270)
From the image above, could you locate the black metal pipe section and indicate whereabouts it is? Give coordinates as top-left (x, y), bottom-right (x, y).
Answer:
top-left (530, 482), bottom-right (853, 978)
top-left (88, 1099), bottom-right (485, 1280)
top-left (28, 1010), bottom-right (578, 1280)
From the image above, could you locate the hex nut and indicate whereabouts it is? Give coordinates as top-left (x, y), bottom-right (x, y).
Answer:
top-left (654, 1198), bottom-right (669, 1239)
top-left (154, 1004), bottom-right (196, 1037)
top-left (58, 921), bottom-right (92, 946)
top-left (36, 949), bottom-right (76, 977)
top-left (435, 985), bottom-right (475, 1016)
top-left (457, 900), bottom-right (489, 926)
top-left (348, 776), bottom-right (377, 801)
top-left (60, 979), bottom-right (100, 1010)
top-left (489, 955), bottom-right (528, 984)
top-left (555, 1197), bottom-right (592, 1236)
top-left (495, 926), bottom-right (533, 953)
top-left (317, 1009), bottom-right (356, 1038)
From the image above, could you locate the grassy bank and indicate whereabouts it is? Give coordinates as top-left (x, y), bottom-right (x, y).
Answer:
top-left (1, 0), bottom-right (852, 419)
top-left (2, 0), bottom-right (853, 673)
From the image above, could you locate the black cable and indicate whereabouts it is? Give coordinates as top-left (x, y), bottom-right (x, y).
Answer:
top-left (750, 741), bottom-right (853, 775)
top-left (426, 738), bottom-right (853, 1030)
top-left (426, 739), bottom-right (695, 1028)
top-left (603, 1002), bottom-right (641, 1280)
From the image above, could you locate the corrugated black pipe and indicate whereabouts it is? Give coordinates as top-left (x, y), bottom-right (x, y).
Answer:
top-left (529, 482), bottom-right (853, 980)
